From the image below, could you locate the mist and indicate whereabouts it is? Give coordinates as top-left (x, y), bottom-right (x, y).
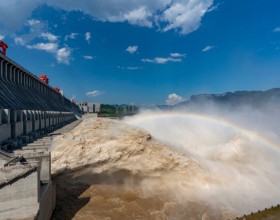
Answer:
top-left (124, 103), bottom-right (280, 217)
top-left (51, 101), bottom-right (280, 219)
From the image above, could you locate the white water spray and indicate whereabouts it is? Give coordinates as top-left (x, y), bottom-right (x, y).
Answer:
top-left (124, 110), bottom-right (280, 216)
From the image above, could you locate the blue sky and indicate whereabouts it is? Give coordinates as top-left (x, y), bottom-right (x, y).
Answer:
top-left (0, 0), bottom-right (280, 105)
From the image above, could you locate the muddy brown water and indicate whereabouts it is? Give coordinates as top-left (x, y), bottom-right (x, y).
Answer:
top-left (51, 117), bottom-right (280, 220)
top-left (52, 169), bottom-right (221, 220)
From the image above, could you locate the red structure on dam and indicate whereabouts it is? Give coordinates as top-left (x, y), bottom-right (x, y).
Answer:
top-left (0, 40), bottom-right (8, 55)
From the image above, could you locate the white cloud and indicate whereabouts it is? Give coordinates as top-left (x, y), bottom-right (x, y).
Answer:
top-left (24, 41), bottom-right (72, 64)
top-left (122, 7), bottom-right (153, 27)
top-left (117, 66), bottom-right (142, 70)
top-left (142, 56), bottom-right (182, 64)
top-left (11, 16), bottom-right (72, 65)
top-left (26, 19), bottom-right (40, 27)
top-left (0, 1), bottom-right (213, 35)
top-left (202, 45), bottom-right (215, 52)
top-left (0, 34), bottom-right (4, 40)
top-left (56, 47), bottom-right (71, 64)
top-left (170, 52), bottom-right (186, 58)
top-left (65, 32), bottom-right (78, 40)
top-left (14, 37), bottom-right (26, 46)
top-left (27, 42), bottom-right (58, 53)
top-left (86, 90), bottom-right (104, 97)
top-left (0, 2), bottom-right (42, 32)
top-left (207, 2), bottom-right (224, 13)
top-left (40, 32), bottom-right (58, 42)
top-left (161, 0), bottom-right (213, 34)
top-left (165, 93), bottom-right (185, 105)
top-left (13, 19), bottom-right (47, 45)
top-left (127, 66), bottom-right (142, 70)
top-left (274, 27), bottom-right (280, 32)
top-left (83, 55), bottom-right (94, 60)
top-left (126, 45), bottom-right (138, 54)
top-left (25, 19), bottom-right (47, 36)
top-left (85, 32), bottom-right (91, 43)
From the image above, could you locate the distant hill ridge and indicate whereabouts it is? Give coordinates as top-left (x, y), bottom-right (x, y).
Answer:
top-left (175, 88), bottom-right (280, 110)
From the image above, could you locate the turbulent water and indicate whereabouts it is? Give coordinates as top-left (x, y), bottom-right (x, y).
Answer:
top-left (51, 110), bottom-right (280, 220)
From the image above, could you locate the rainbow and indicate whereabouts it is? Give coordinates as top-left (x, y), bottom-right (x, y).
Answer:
top-left (124, 111), bottom-right (280, 151)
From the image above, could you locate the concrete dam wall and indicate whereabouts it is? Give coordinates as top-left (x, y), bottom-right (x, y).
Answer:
top-left (0, 52), bottom-right (79, 220)
top-left (0, 53), bottom-right (76, 112)
top-left (0, 52), bottom-right (79, 145)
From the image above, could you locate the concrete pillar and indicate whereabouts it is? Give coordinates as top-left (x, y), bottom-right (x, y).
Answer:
top-left (10, 110), bottom-right (16, 139)
top-left (54, 113), bottom-right (57, 125)
top-left (0, 109), bottom-right (2, 125)
top-left (9, 66), bottom-right (13, 83)
top-left (46, 112), bottom-right (49, 128)
top-left (12, 67), bottom-right (15, 84)
top-left (11, 110), bottom-right (24, 139)
top-left (34, 110), bottom-right (40, 131)
top-left (49, 112), bottom-right (51, 127)
top-left (43, 112), bottom-right (46, 129)
top-left (15, 69), bottom-right (19, 85)
top-left (17, 110), bottom-right (22, 122)
top-left (58, 112), bottom-right (60, 124)
top-left (0, 60), bottom-right (4, 80)
top-left (10, 109), bottom-right (16, 123)
top-left (31, 110), bottom-right (35, 132)
top-left (41, 153), bottom-right (51, 182)
top-left (4, 63), bottom-right (8, 81)
top-left (23, 110), bottom-right (27, 135)
top-left (3, 109), bottom-right (10, 124)
top-left (19, 71), bottom-right (22, 86)
top-left (51, 112), bottom-right (54, 126)
top-left (48, 112), bottom-right (52, 126)
top-left (38, 111), bottom-right (41, 130)
top-left (0, 109), bottom-right (12, 144)
top-left (24, 110), bottom-right (33, 134)
top-left (23, 74), bottom-right (26, 87)
top-left (52, 113), bottom-right (55, 125)
top-left (63, 113), bottom-right (65, 122)
top-left (56, 113), bottom-right (58, 125)
top-left (39, 111), bottom-right (42, 130)
top-left (42, 111), bottom-right (46, 129)
top-left (54, 112), bottom-right (57, 125)
top-left (46, 112), bottom-right (50, 128)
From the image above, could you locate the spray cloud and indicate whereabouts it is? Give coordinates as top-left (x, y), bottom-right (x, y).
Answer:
top-left (124, 102), bottom-right (280, 217)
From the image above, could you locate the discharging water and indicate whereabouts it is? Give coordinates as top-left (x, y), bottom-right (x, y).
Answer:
top-left (51, 111), bottom-right (280, 220)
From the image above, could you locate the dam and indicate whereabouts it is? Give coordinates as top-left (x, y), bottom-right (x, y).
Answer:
top-left (1, 46), bottom-right (280, 219)
top-left (0, 50), bottom-right (80, 219)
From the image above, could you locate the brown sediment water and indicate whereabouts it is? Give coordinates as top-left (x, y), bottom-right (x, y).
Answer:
top-left (51, 115), bottom-right (280, 219)
top-left (51, 118), bottom-right (224, 219)
top-left (54, 173), bottom-right (219, 220)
